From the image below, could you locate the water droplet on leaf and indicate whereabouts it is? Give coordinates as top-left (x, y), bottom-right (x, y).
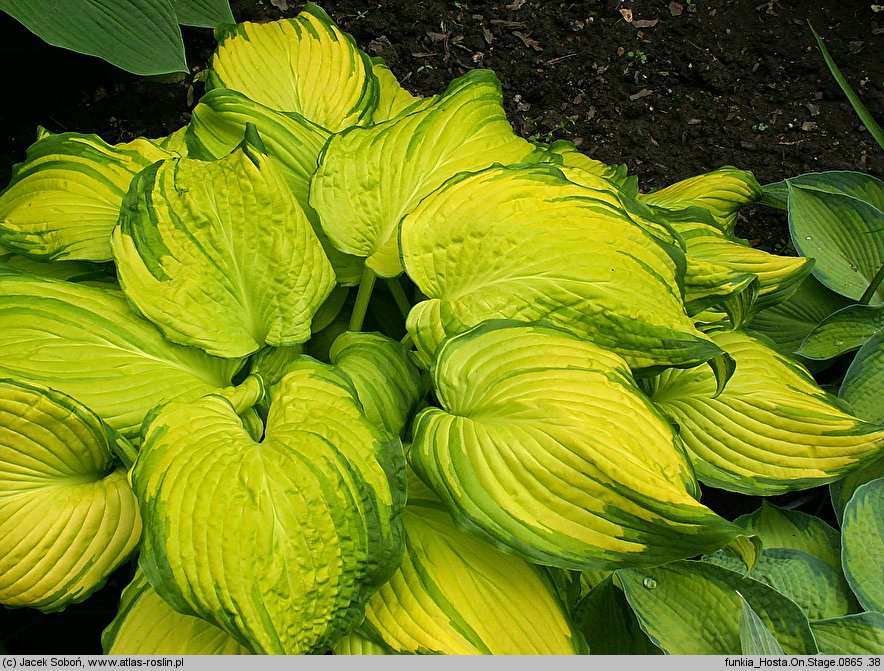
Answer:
top-left (804, 236), bottom-right (813, 241)
top-left (642, 577), bottom-right (657, 589)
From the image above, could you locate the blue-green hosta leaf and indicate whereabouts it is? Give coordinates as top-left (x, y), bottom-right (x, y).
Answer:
top-left (703, 548), bottom-right (859, 620)
top-left (173, 0), bottom-right (233, 27)
top-left (0, 0), bottom-right (187, 75)
top-left (839, 329), bottom-right (884, 424)
top-left (811, 612), bottom-right (884, 655)
top-left (0, 275), bottom-right (240, 438)
top-left (797, 305), bottom-right (884, 360)
top-left (113, 143), bottom-right (335, 358)
top-left (573, 576), bottom-right (662, 654)
top-left (370, 58), bottom-right (434, 123)
top-left (132, 367), bottom-right (405, 654)
top-left (787, 179), bottom-right (884, 305)
top-left (186, 89), bottom-right (363, 286)
top-left (409, 322), bottom-right (742, 571)
top-left (0, 379), bottom-right (141, 611)
top-left (310, 69), bottom-right (542, 278)
top-left (0, 130), bottom-right (174, 261)
top-left (207, 4), bottom-right (378, 130)
top-left (841, 478), bottom-right (884, 612)
top-left (746, 274), bottom-right (852, 362)
top-left (400, 164), bottom-right (725, 373)
top-left (739, 595), bottom-right (785, 654)
top-left (638, 166), bottom-right (763, 234)
top-left (358, 476), bottom-right (584, 654)
top-left (648, 329), bottom-right (884, 495)
top-left (831, 456), bottom-right (884, 526)
top-left (102, 570), bottom-right (250, 654)
top-left (617, 561), bottom-right (817, 654)
top-left (733, 501), bottom-right (842, 570)
top-left (767, 171), bottom-right (884, 210)
top-left (328, 332), bottom-right (423, 438)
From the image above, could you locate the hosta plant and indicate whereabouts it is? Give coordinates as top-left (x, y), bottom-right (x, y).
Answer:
top-left (0, 3), bottom-right (882, 655)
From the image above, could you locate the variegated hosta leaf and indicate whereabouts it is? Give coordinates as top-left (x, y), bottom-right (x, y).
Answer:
top-left (538, 139), bottom-right (631, 189)
top-left (132, 367), bottom-right (405, 654)
top-left (0, 250), bottom-right (116, 287)
top-left (811, 612), bottom-right (884, 655)
top-left (400, 164), bottom-right (725, 373)
top-left (638, 166), bottom-right (763, 234)
top-left (0, 130), bottom-right (174, 261)
top-left (310, 69), bottom-right (541, 278)
top-left (738, 595), bottom-right (786, 654)
top-left (207, 5), bottom-right (378, 131)
top-left (796, 305), bottom-right (884, 360)
top-left (410, 322), bottom-right (742, 571)
top-left (831, 455), bottom-right (884, 526)
top-left (674, 220), bottom-right (813, 314)
top-left (702, 548), bottom-right (859, 621)
top-left (334, 632), bottom-right (390, 655)
top-left (648, 329), bottom-right (884, 495)
top-left (328, 331), bottom-right (423, 438)
top-left (682, 254), bottom-right (757, 320)
top-left (617, 561), bottom-right (818, 654)
top-left (152, 126), bottom-right (189, 155)
top-left (102, 570), bottom-right (250, 655)
top-left (0, 379), bottom-right (141, 611)
top-left (841, 478), bottom-right (883, 612)
top-left (370, 58), bottom-right (434, 123)
top-left (186, 89), bottom-right (363, 286)
top-left (0, 274), bottom-right (240, 438)
top-left (360, 474), bottom-right (584, 654)
top-left (113, 142), bottom-right (335, 358)
top-left (734, 501), bottom-right (842, 570)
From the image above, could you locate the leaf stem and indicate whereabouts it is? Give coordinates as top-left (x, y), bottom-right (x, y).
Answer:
top-left (859, 264), bottom-right (884, 305)
top-left (385, 277), bottom-right (412, 318)
top-left (349, 266), bottom-right (377, 332)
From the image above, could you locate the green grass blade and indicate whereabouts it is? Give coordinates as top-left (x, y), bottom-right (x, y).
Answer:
top-left (809, 22), bottom-right (884, 151)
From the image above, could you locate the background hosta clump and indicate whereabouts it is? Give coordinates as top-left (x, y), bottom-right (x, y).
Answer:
top-left (0, 2), bottom-right (881, 656)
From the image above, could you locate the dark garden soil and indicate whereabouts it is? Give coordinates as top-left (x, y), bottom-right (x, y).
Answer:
top-left (0, 0), bottom-right (881, 654)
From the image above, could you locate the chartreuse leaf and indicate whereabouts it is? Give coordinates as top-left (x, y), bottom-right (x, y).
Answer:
top-left (539, 139), bottom-right (630, 189)
top-left (747, 274), bottom-right (852, 361)
top-left (841, 478), bottom-right (884, 612)
top-left (648, 329), bottom-right (884, 495)
top-left (734, 502), bottom-right (842, 570)
top-left (102, 570), bottom-right (249, 654)
top-left (839, 329), bottom-right (884, 424)
top-left (739, 594), bottom-right (785, 654)
top-left (0, 130), bottom-right (174, 261)
top-left (0, 0), bottom-right (187, 76)
top-left (797, 305), bottom-right (883, 360)
top-left (370, 58), bottom-right (434, 123)
top-left (0, 274), bottom-right (239, 438)
top-left (831, 455), bottom-right (884, 526)
top-left (357, 473), bottom-right (583, 654)
top-left (573, 576), bottom-right (661, 654)
top-left (328, 332), bottom-right (423, 438)
top-left (207, 4), bottom-right (378, 130)
top-left (787, 177), bottom-right (884, 305)
top-left (703, 548), bottom-right (859, 620)
top-left (0, 250), bottom-right (115, 287)
top-left (410, 322), bottom-right (742, 570)
top-left (173, 0), bottom-right (233, 27)
top-left (310, 69), bottom-right (541, 278)
top-left (400, 164), bottom-right (725, 373)
top-left (617, 561), bottom-right (817, 654)
top-left (638, 166), bottom-right (763, 233)
top-left (334, 632), bottom-right (390, 655)
top-left (811, 612), bottom-right (884, 655)
top-left (132, 366), bottom-right (405, 654)
top-left (186, 89), bottom-right (363, 286)
top-left (0, 379), bottom-right (141, 611)
top-left (113, 142), bottom-right (335, 358)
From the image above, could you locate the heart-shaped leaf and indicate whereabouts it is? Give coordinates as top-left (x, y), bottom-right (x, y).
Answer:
top-left (841, 478), bottom-right (883, 612)
top-left (131, 366), bottom-right (405, 654)
top-left (0, 379), bottom-right (141, 611)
